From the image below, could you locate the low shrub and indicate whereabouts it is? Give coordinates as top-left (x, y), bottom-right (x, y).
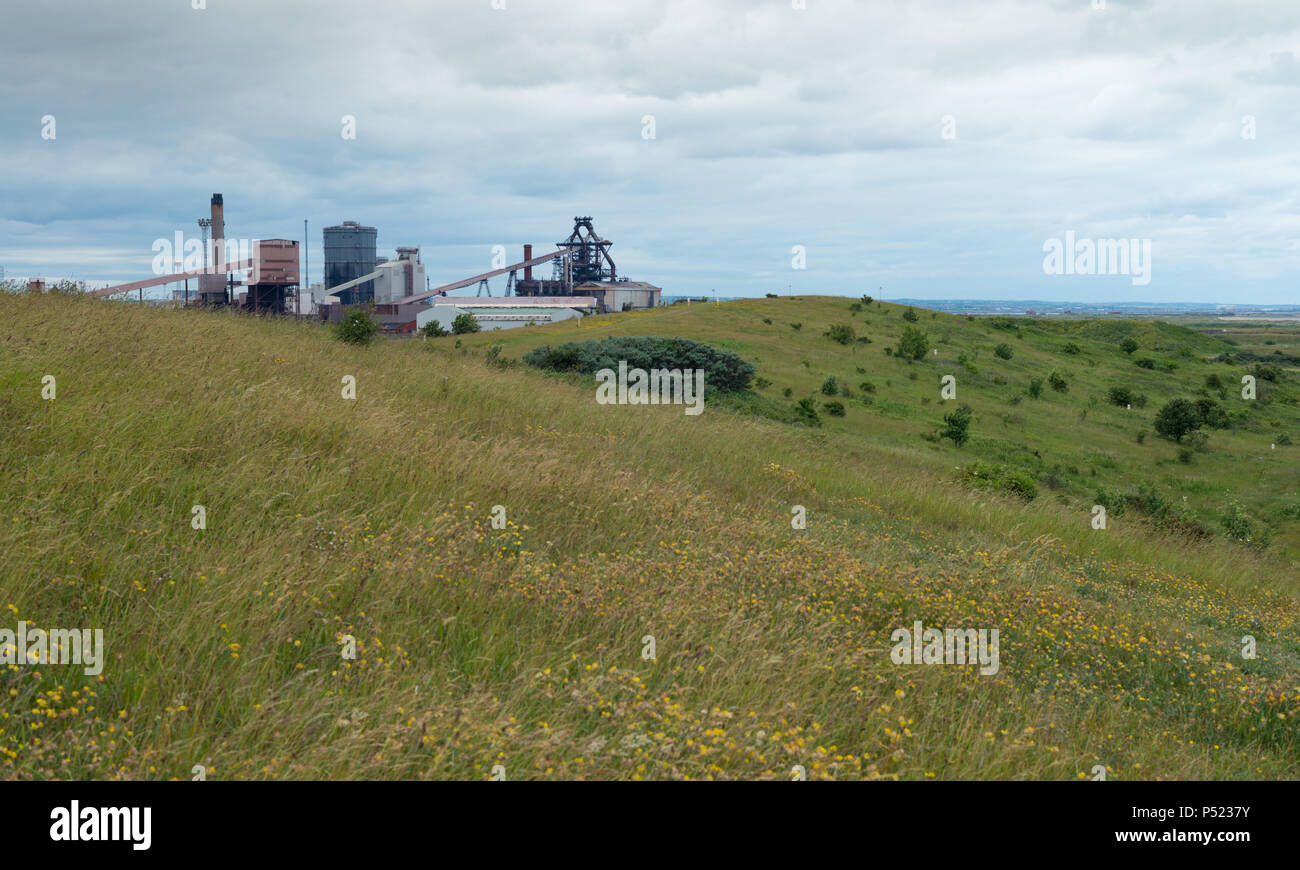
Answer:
top-left (825, 323), bottom-right (856, 345)
top-left (794, 397), bottom-right (821, 426)
top-left (419, 319), bottom-right (449, 338)
top-left (522, 335), bottom-right (755, 392)
top-left (959, 461), bottom-right (1037, 500)
top-left (940, 404), bottom-right (973, 447)
top-left (451, 312), bottom-right (481, 334)
top-left (335, 309), bottom-right (378, 345)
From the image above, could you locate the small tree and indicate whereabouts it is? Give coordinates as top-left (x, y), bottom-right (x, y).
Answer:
top-left (335, 309), bottom-right (378, 345)
top-left (941, 405), bottom-right (973, 447)
top-left (1119, 337), bottom-right (1139, 354)
top-left (821, 376), bottom-right (839, 395)
top-left (451, 312), bottom-right (481, 334)
top-left (1028, 378), bottom-right (1043, 399)
top-left (1153, 398), bottom-right (1201, 441)
top-left (896, 325), bottom-right (930, 361)
top-left (420, 319), bottom-right (449, 338)
top-left (1107, 386), bottom-right (1135, 406)
top-left (994, 343), bottom-right (1013, 360)
top-left (794, 397), bottom-right (821, 426)
top-left (825, 323), bottom-right (856, 345)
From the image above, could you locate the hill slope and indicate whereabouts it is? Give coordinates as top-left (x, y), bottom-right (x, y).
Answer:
top-left (1, 293), bottom-right (1297, 780)
top-left (466, 296), bottom-right (1300, 558)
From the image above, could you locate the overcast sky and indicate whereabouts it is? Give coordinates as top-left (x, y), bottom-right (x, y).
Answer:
top-left (2, 0), bottom-right (1299, 303)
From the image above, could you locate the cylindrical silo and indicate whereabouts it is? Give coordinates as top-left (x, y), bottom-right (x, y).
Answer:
top-left (323, 221), bottom-right (378, 304)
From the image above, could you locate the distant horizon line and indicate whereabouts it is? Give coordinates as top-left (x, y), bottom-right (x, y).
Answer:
top-left (880, 298), bottom-right (1300, 310)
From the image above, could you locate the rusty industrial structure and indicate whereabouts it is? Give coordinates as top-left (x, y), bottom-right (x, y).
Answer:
top-left (91, 193), bottom-right (300, 313)
top-left (387, 216), bottom-right (657, 313)
top-left (88, 204), bottom-right (659, 326)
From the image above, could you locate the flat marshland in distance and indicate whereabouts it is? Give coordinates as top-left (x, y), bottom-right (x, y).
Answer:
top-left (1, 292), bottom-right (1297, 780)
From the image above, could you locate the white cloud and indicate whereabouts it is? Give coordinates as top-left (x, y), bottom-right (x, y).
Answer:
top-left (1, 0), bottom-right (1299, 302)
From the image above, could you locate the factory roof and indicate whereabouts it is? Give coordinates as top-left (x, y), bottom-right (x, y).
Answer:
top-left (573, 281), bottom-right (662, 291)
top-left (425, 296), bottom-right (597, 308)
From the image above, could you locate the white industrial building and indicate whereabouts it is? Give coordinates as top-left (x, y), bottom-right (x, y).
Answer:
top-left (415, 296), bottom-right (597, 332)
top-left (317, 247), bottom-right (425, 305)
top-left (573, 281), bottom-right (661, 312)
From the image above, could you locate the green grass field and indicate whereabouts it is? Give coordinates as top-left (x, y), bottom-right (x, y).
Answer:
top-left (1, 292), bottom-right (1297, 780)
top-left (466, 296), bottom-right (1300, 560)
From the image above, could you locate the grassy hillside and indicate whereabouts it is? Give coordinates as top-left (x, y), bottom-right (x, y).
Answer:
top-left (1, 293), bottom-right (1297, 780)
top-left (465, 296), bottom-right (1300, 559)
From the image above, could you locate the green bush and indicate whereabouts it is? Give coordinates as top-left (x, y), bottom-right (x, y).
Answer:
top-left (859, 381), bottom-right (876, 393)
top-left (1194, 397), bottom-right (1229, 429)
top-left (940, 404), bottom-right (973, 447)
top-left (825, 323), bottom-right (856, 345)
top-left (1028, 378), bottom-right (1043, 399)
top-left (959, 461), bottom-right (1037, 500)
top-left (1063, 342), bottom-right (1082, 355)
top-left (1253, 363), bottom-right (1281, 382)
top-left (821, 376), bottom-right (839, 396)
top-left (790, 322), bottom-right (803, 331)
top-left (1126, 484), bottom-right (1171, 520)
top-left (1153, 398), bottom-right (1202, 441)
top-left (1135, 358), bottom-right (1155, 370)
top-left (522, 335), bottom-right (756, 393)
top-left (1107, 386), bottom-right (1135, 406)
top-left (823, 400), bottom-right (846, 417)
top-left (419, 319), bottom-right (448, 338)
top-left (1094, 486), bottom-right (1126, 516)
top-left (1220, 499), bottom-right (1255, 543)
top-left (335, 309), bottom-right (378, 345)
top-left (484, 344), bottom-right (507, 368)
top-left (902, 307), bottom-right (920, 322)
top-left (794, 397), bottom-right (821, 426)
top-left (1119, 337), bottom-right (1139, 354)
top-left (1048, 371), bottom-right (1068, 392)
top-left (451, 312), bottom-right (481, 334)
top-left (994, 343), bottom-right (1014, 360)
top-left (896, 325), bottom-right (930, 361)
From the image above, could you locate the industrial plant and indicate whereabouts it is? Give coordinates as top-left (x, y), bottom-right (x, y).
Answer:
top-left (86, 196), bottom-right (661, 334)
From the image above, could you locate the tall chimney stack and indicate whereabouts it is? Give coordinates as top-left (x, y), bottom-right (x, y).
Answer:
top-left (523, 244), bottom-right (532, 281)
top-left (210, 193), bottom-right (225, 270)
